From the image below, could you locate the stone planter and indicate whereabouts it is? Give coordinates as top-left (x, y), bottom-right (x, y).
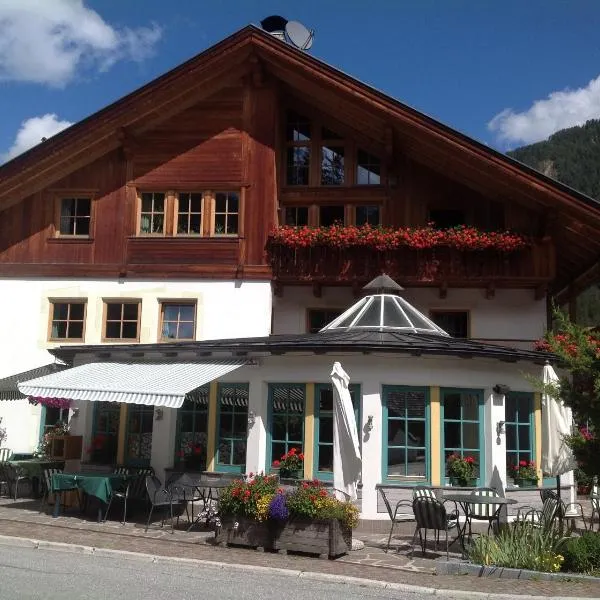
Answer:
top-left (513, 478), bottom-right (538, 488)
top-left (215, 516), bottom-right (351, 558)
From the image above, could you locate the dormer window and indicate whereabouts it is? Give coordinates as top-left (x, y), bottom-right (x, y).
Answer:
top-left (58, 197), bottom-right (92, 236)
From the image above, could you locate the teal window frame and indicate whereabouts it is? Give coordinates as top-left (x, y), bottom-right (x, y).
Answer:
top-left (125, 404), bottom-right (153, 467)
top-left (382, 386), bottom-right (430, 482)
top-left (174, 387), bottom-right (209, 470)
top-left (313, 383), bottom-right (361, 481)
top-left (505, 392), bottom-right (534, 477)
top-left (216, 383), bottom-right (249, 474)
top-left (90, 401), bottom-right (120, 465)
top-left (267, 383), bottom-right (306, 472)
top-left (441, 388), bottom-right (485, 485)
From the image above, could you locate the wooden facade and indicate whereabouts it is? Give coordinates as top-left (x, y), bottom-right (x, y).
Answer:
top-left (0, 26), bottom-right (599, 299)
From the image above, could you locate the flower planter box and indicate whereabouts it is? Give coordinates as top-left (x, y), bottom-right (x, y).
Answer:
top-left (513, 478), bottom-right (538, 488)
top-left (449, 476), bottom-right (477, 487)
top-left (215, 516), bottom-right (351, 558)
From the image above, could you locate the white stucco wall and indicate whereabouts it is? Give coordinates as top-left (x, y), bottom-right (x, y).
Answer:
top-left (0, 278), bottom-right (272, 453)
top-left (272, 286), bottom-right (547, 343)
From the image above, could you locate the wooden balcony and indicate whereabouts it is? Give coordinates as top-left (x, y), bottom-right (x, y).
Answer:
top-left (268, 241), bottom-right (555, 290)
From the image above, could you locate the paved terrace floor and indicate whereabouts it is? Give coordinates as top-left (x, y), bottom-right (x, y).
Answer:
top-left (0, 497), bottom-right (598, 598)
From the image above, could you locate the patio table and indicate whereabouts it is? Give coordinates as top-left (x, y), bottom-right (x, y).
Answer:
top-left (51, 472), bottom-right (132, 521)
top-left (442, 492), bottom-right (517, 554)
top-left (7, 459), bottom-right (65, 497)
top-left (167, 474), bottom-right (231, 531)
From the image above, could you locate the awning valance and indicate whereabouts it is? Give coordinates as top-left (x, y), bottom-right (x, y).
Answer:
top-left (17, 360), bottom-right (246, 408)
top-left (0, 363), bottom-right (67, 400)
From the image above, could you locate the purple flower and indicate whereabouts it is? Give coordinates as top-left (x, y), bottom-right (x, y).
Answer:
top-left (268, 493), bottom-right (288, 521)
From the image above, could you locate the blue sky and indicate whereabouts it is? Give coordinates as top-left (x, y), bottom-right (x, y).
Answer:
top-left (2, 0), bottom-right (600, 161)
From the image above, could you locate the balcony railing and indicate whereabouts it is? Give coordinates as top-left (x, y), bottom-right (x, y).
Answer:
top-left (267, 241), bottom-right (555, 287)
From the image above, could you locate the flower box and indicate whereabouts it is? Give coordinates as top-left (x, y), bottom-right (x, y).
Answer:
top-left (215, 516), bottom-right (351, 558)
top-left (513, 478), bottom-right (538, 488)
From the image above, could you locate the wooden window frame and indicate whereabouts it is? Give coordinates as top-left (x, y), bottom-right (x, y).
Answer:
top-left (137, 191), bottom-right (167, 236)
top-left (174, 192), bottom-right (204, 237)
top-left (354, 204), bottom-right (382, 226)
top-left (212, 191), bottom-right (241, 237)
top-left (53, 194), bottom-right (95, 239)
top-left (429, 310), bottom-right (471, 338)
top-left (356, 149), bottom-right (382, 186)
top-left (102, 299), bottom-right (141, 342)
top-left (136, 189), bottom-right (242, 238)
top-left (158, 300), bottom-right (197, 342)
top-left (47, 299), bottom-right (87, 342)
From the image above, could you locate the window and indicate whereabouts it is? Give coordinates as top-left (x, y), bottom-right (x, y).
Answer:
top-left (284, 206), bottom-right (309, 226)
top-left (442, 389), bottom-right (483, 483)
top-left (89, 402), bottom-right (120, 465)
top-left (177, 192), bottom-right (203, 235)
top-left (357, 150), bottom-right (381, 185)
top-left (307, 308), bottom-right (343, 333)
top-left (139, 192), bottom-right (165, 234)
top-left (269, 384), bottom-right (305, 470)
top-left (49, 301), bottom-right (86, 341)
top-left (505, 392), bottom-right (533, 474)
top-left (428, 209), bottom-right (466, 229)
top-left (59, 198), bottom-right (91, 236)
top-left (214, 192), bottom-right (239, 235)
top-left (430, 311), bottom-right (469, 338)
top-left (125, 404), bottom-right (153, 467)
top-left (356, 205), bottom-right (380, 226)
top-left (319, 205), bottom-right (345, 226)
top-left (41, 407), bottom-right (69, 435)
top-left (383, 386), bottom-right (428, 479)
top-left (314, 384), bottom-right (360, 479)
top-left (175, 387), bottom-right (208, 469)
top-left (160, 302), bottom-right (196, 341)
top-left (103, 301), bottom-right (140, 341)
top-left (286, 111), bottom-right (311, 185)
top-left (217, 383), bottom-right (249, 472)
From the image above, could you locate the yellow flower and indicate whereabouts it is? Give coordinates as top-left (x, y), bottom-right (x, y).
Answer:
top-left (255, 494), bottom-right (274, 522)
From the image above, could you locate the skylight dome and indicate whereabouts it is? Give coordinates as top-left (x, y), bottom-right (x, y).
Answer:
top-left (320, 275), bottom-right (449, 336)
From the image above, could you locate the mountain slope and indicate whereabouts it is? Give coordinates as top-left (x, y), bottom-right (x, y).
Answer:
top-left (508, 119), bottom-right (600, 201)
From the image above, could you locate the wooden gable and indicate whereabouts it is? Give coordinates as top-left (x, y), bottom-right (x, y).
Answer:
top-left (0, 25), bottom-right (599, 298)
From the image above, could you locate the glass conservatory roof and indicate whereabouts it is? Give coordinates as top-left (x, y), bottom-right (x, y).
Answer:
top-left (320, 276), bottom-right (450, 336)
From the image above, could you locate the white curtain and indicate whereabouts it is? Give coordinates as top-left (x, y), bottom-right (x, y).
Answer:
top-left (331, 361), bottom-right (362, 501)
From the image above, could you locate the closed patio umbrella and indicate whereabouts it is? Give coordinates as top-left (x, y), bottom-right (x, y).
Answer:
top-left (331, 362), bottom-right (362, 501)
top-left (541, 362), bottom-right (576, 500)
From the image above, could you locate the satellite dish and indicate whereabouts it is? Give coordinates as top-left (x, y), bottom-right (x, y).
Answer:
top-left (285, 20), bottom-right (314, 50)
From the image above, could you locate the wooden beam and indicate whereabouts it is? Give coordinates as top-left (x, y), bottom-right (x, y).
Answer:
top-left (553, 258), bottom-right (600, 305)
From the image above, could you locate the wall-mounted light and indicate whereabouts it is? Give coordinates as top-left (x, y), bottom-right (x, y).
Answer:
top-left (365, 415), bottom-right (374, 432)
top-left (71, 407), bottom-right (80, 418)
top-left (155, 408), bottom-right (164, 421)
top-left (496, 420), bottom-right (506, 436)
top-left (248, 410), bottom-right (256, 429)
top-left (493, 384), bottom-right (511, 395)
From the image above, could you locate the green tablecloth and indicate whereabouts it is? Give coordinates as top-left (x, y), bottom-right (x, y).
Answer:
top-left (9, 459), bottom-right (64, 479)
top-left (51, 472), bottom-right (128, 504)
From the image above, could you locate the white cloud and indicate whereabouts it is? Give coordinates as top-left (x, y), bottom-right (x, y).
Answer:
top-left (0, 0), bottom-right (161, 87)
top-left (488, 75), bottom-right (600, 147)
top-left (2, 114), bottom-right (74, 162)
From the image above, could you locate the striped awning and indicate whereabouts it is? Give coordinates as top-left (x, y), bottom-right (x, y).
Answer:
top-left (17, 360), bottom-right (246, 408)
top-left (0, 363), bottom-right (67, 400)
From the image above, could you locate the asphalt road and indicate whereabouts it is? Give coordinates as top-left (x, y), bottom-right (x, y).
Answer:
top-left (0, 543), bottom-right (438, 600)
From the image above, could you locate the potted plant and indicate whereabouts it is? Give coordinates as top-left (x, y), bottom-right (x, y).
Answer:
top-left (273, 447), bottom-right (304, 479)
top-left (215, 475), bottom-right (358, 558)
top-left (447, 453), bottom-right (477, 486)
top-left (510, 460), bottom-right (538, 487)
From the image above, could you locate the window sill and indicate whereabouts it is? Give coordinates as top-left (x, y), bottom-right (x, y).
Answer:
top-left (128, 236), bottom-right (239, 241)
top-left (47, 237), bottom-right (94, 244)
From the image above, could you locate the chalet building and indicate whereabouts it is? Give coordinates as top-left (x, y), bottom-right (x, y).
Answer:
top-left (1, 24), bottom-right (599, 520)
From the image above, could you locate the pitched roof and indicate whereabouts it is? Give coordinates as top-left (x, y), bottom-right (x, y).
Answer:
top-left (1, 25), bottom-right (599, 294)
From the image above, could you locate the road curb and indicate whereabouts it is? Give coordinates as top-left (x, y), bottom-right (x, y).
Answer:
top-left (0, 534), bottom-right (593, 600)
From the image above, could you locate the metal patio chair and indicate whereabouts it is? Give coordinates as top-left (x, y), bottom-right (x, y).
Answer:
top-left (377, 486), bottom-right (414, 553)
top-left (0, 463), bottom-right (11, 498)
top-left (466, 487), bottom-right (502, 536)
top-left (0, 448), bottom-right (11, 462)
top-left (40, 467), bottom-right (63, 510)
top-left (5, 463), bottom-right (30, 500)
top-left (411, 496), bottom-right (459, 560)
top-left (590, 476), bottom-right (599, 531)
top-left (144, 475), bottom-right (185, 533)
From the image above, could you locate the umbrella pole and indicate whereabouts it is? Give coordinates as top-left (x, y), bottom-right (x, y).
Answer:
top-left (556, 476), bottom-right (561, 502)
